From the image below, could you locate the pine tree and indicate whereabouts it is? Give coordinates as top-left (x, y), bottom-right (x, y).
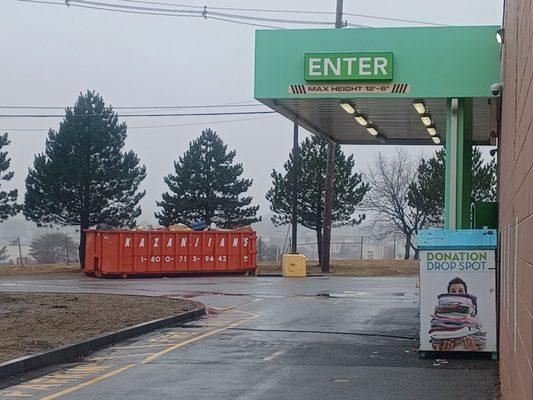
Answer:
top-left (266, 135), bottom-right (369, 264)
top-left (23, 91), bottom-right (147, 265)
top-left (0, 133), bottom-right (21, 222)
top-left (408, 148), bottom-right (497, 226)
top-left (156, 129), bottom-right (260, 228)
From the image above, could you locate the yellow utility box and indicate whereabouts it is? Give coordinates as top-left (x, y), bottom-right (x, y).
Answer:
top-left (281, 253), bottom-right (307, 277)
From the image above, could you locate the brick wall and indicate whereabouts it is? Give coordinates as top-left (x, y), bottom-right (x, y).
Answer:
top-left (499, 0), bottom-right (533, 399)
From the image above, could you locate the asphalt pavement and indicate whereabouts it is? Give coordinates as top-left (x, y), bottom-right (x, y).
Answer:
top-left (0, 275), bottom-right (499, 399)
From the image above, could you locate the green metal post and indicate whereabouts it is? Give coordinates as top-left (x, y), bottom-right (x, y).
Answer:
top-left (445, 98), bottom-right (473, 229)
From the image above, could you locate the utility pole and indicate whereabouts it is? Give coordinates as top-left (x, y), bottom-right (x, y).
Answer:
top-left (322, 142), bottom-right (335, 272)
top-left (335, 0), bottom-right (344, 28)
top-left (321, 0), bottom-right (343, 273)
top-left (17, 237), bottom-right (24, 267)
top-left (291, 120), bottom-right (299, 253)
top-left (65, 233), bottom-right (70, 266)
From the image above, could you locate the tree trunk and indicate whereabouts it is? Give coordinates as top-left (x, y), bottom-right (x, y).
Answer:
top-left (316, 228), bottom-right (323, 267)
top-left (413, 247), bottom-right (419, 260)
top-left (404, 234), bottom-right (412, 259)
top-left (79, 225), bottom-right (87, 268)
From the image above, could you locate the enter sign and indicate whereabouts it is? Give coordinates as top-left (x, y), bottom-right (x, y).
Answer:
top-left (304, 52), bottom-right (393, 81)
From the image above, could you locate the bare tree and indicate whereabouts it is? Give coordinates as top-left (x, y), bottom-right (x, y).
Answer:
top-left (364, 148), bottom-right (429, 259)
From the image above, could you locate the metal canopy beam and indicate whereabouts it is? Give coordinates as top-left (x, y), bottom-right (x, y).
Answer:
top-left (262, 97), bottom-right (495, 145)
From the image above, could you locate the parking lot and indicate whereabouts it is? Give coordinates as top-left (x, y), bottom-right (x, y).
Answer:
top-left (0, 275), bottom-right (499, 400)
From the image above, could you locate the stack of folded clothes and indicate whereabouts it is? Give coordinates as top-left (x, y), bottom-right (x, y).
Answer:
top-left (429, 293), bottom-right (486, 351)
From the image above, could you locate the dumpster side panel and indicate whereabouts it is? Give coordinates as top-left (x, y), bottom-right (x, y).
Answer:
top-left (84, 231), bottom-right (95, 273)
top-left (94, 232), bottom-right (102, 273)
top-left (147, 232), bottom-right (162, 272)
top-left (121, 232), bottom-right (134, 273)
top-left (161, 233), bottom-right (175, 272)
top-left (100, 232), bottom-right (119, 274)
top-left (202, 233), bottom-right (215, 270)
top-left (241, 233), bottom-right (253, 270)
top-left (214, 233), bottom-right (229, 271)
top-left (251, 233), bottom-right (257, 269)
top-left (133, 233), bottom-right (149, 272)
top-left (86, 229), bottom-right (257, 276)
top-left (228, 233), bottom-right (240, 269)
top-left (176, 233), bottom-right (189, 271)
top-left (189, 233), bottom-right (202, 271)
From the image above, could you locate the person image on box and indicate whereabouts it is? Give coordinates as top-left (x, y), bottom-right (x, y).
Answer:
top-left (431, 277), bottom-right (479, 351)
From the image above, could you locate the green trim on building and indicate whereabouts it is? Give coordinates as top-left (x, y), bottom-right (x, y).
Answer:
top-left (255, 26), bottom-right (501, 100)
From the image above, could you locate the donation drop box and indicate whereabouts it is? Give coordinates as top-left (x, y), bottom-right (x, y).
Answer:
top-left (418, 229), bottom-right (497, 357)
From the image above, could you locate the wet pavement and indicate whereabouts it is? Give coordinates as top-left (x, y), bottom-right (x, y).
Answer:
top-left (0, 275), bottom-right (499, 399)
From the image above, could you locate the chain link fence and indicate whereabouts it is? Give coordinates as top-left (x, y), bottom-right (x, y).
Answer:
top-left (0, 234), bottom-right (79, 266)
top-left (257, 235), bottom-right (409, 261)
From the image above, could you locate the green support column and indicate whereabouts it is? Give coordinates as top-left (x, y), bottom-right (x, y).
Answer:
top-left (444, 98), bottom-right (473, 229)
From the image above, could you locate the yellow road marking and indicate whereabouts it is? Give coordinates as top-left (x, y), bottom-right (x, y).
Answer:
top-left (262, 350), bottom-right (284, 361)
top-left (91, 353), bottom-right (155, 361)
top-left (111, 344), bottom-right (169, 349)
top-left (47, 374), bottom-right (87, 379)
top-left (37, 364), bottom-right (136, 400)
top-left (6, 311), bottom-right (258, 400)
top-left (17, 384), bottom-right (62, 391)
top-left (141, 314), bottom-right (257, 364)
top-left (1, 390), bottom-right (32, 397)
top-left (30, 379), bottom-right (70, 384)
top-left (68, 366), bottom-right (108, 372)
top-left (147, 332), bottom-right (193, 342)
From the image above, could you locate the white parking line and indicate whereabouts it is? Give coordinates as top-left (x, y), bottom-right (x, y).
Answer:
top-left (262, 350), bottom-right (284, 361)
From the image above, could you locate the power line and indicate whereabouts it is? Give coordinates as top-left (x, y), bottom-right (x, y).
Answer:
top-left (0, 115), bottom-right (278, 131)
top-left (69, 3), bottom-right (202, 18)
top-left (18, 0), bottom-right (449, 26)
top-left (114, 0), bottom-right (447, 26)
top-left (70, 0), bottom-right (201, 14)
top-left (18, 0), bottom-right (205, 18)
top-left (206, 10), bottom-right (341, 26)
top-left (207, 15), bottom-right (285, 30)
top-left (0, 110), bottom-right (276, 118)
top-left (0, 102), bottom-right (263, 110)
top-left (344, 12), bottom-right (447, 26)
top-left (69, 0), bottom-right (339, 26)
top-left (18, 0), bottom-right (286, 28)
top-left (17, 0), bottom-right (349, 27)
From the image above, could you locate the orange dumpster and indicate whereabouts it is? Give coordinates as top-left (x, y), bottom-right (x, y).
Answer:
top-left (84, 228), bottom-right (256, 277)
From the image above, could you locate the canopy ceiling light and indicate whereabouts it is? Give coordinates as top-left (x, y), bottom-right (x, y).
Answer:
top-left (366, 125), bottom-right (379, 136)
top-left (426, 125), bottom-right (437, 136)
top-left (432, 136), bottom-right (442, 145)
top-left (354, 113), bottom-right (369, 126)
top-left (420, 113), bottom-right (433, 126)
top-left (413, 99), bottom-right (427, 114)
top-left (339, 100), bottom-right (357, 114)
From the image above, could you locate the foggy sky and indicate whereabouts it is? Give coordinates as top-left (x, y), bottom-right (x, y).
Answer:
top-left (0, 0), bottom-right (502, 233)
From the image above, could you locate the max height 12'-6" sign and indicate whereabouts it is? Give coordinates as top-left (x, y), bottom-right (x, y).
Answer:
top-left (304, 52), bottom-right (393, 81)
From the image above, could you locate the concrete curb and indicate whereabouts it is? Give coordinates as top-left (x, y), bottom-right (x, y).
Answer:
top-left (0, 304), bottom-right (205, 381)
